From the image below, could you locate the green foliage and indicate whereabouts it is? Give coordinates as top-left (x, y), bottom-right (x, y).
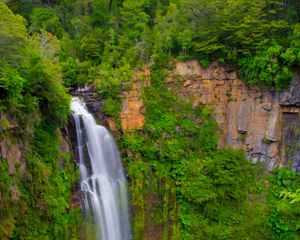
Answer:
top-left (61, 57), bottom-right (83, 86)
top-left (120, 0), bottom-right (150, 41)
top-left (95, 65), bottom-right (122, 99)
top-left (0, 67), bottom-right (26, 108)
top-left (2, 0), bottom-right (300, 239)
top-left (0, 3), bottom-right (70, 130)
top-left (30, 7), bottom-right (63, 37)
top-left (0, 120), bottom-right (81, 240)
top-left (239, 42), bottom-right (299, 90)
top-left (290, 24), bottom-right (300, 48)
top-left (120, 64), bottom-right (300, 239)
top-left (120, 66), bottom-right (216, 238)
top-left (120, 65), bottom-right (267, 239)
top-left (0, 2), bottom-right (27, 65)
top-left (182, 0), bottom-right (300, 88)
top-left (0, 3), bottom-right (79, 240)
top-left (79, 29), bottom-right (104, 63)
top-left (267, 168), bottom-right (300, 240)
top-left (19, 121), bottom-right (80, 240)
top-left (281, 189), bottom-right (300, 204)
top-left (6, 0), bottom-right (300, 91)
top-left (102, 97), bottom-right (121, 117)
top-left (198, 55), bottom-right (210, 68)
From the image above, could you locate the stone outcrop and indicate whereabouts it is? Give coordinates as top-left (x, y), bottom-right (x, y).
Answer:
top-left (120, 68), bottom-right (150, 131)
top-left (172, 61), bottom-right (300, 170)
top-left (121, 60), bottom-right (300, 170)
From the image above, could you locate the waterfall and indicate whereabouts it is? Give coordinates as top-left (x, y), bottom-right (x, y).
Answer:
top-left (71, 97), bottom-right (132, 240)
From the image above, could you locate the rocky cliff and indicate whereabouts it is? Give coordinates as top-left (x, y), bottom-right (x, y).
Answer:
top-left (120, 61), bottom-right (300, 171)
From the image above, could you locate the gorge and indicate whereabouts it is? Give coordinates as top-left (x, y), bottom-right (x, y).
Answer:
top-left (1, 1), bottom-right (300, 240)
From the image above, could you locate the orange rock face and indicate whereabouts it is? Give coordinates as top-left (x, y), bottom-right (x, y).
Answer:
top-left (120, 98), bottom-right (145, 131)
top-left (120, 69), bottom-right (149, 131)
top-left (170, 60), bottom-right (300, 169)
top-left (121, 60), bottom-right (300, 169)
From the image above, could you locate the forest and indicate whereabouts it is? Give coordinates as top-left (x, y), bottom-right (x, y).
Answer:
top-left (0, 0), bottom-right (300, 239)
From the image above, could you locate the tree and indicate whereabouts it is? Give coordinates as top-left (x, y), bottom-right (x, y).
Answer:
top-left (0, 2), bottom-right (27, 64)
top-left (30, 7), bottom-right (63, 38)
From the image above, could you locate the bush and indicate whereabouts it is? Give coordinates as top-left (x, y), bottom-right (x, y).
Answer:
top-left (239, 42), bottom-right (298, 90)
top-left (0, 67), bottom-right (26, 108)
top-left (102, 97), bottom-right (121, 117)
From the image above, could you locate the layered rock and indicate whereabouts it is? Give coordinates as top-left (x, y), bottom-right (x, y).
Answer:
top-left (172, 61), bottom-right (300, 169)
top-left (120, 60), bottom-right (300, 170)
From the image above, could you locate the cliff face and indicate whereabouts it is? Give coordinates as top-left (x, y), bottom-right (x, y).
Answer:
top-left (120, 61), bottom-right (300, 171)
top-left (0, 118), bottom-right (81, 239)
top-left (120, 69), bottom-right (150, 131)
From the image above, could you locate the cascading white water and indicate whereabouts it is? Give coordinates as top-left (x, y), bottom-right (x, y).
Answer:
top-left (71, 97), bottom-right (132, 240)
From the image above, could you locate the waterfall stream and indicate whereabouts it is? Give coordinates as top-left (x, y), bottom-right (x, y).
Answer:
top-left (71, 97), bottom-right (132, 240)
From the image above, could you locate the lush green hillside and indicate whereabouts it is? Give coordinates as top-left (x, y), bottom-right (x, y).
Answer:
top-left (1, 0), bottom-right (300, 239)
top-left (8, 0), bottom-right (300, 91)
top-left (0, 3), bottom-right (80, 239)
top-left (120, 64), bottom-right (300, 239)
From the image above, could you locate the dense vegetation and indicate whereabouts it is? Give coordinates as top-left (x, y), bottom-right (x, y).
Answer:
top-left (0, 3), bottom-right (80, 239)
top-left (7, 0), bottom-right (300, 92)
top-left (120, 64), bottom-right (300, 239)
top-left (1, 0), bottom-right (300, 239)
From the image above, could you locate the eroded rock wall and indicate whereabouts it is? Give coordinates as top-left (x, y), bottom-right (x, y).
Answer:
top-left (120, 68), bottom-right (150, 131)
top-left (120, 61), bottom-right (300, 170)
